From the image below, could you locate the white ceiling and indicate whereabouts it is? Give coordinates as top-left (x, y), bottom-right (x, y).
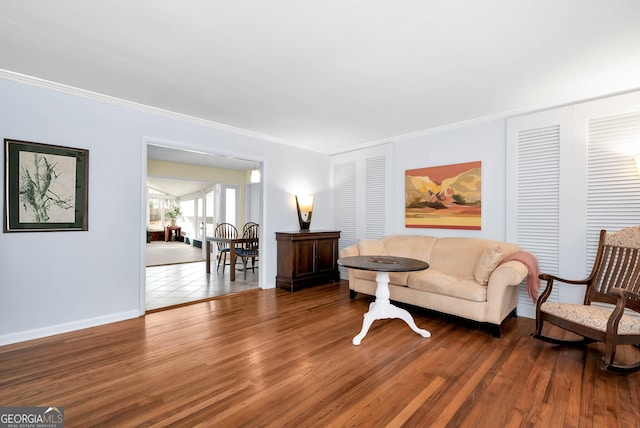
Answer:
top-left (1, 1), bottom-right (640, 155)
top-left (147, 144), bottom-right (259, 170)
top-left (146, 176), bottom-right (210, 198)
top-left (146, 145), bottom-right (260, 197)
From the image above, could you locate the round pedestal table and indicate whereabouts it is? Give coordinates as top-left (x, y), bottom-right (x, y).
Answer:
top-left (338, 255), bottom-right (431, 345)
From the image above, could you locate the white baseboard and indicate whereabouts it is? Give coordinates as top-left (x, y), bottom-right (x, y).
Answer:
top-left (0, 310), bottom-right (141, 346)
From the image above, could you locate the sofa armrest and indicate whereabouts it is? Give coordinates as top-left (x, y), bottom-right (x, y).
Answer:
top-left (339, 244), bottom-right (360, 258)
top-left (488, 260), bottom-right (528, 289)
top-left (484, 260), bottom-right (529, 324)
top-left (339, 245), bottom-right (361, 285)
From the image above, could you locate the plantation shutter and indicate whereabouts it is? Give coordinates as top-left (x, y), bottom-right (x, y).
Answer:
top-left (586, 112), bottom-right (640, 266)
top-left (507, 92), bottom-right (640, 318)
top-left (333, 161), bottom-right (357, 278)
top-left (365, 156), bottom-right (386, 240)
top-left (509, 124), bottom-right (561, 315)
top-left (331, 145), bottom-right (392, 278)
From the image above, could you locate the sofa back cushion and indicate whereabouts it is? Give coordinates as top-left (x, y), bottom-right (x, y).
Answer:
top-left (357, 239), bottom-right (388, 256)
top-left (429, 238), bottom-right (520, 278)
top-left (355, 235), bottom-right (521, 285)
top-left (382, 235), bottom-right (437, 262)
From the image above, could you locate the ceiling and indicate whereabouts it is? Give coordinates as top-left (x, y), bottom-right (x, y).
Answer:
top-left (146, 176), bottom-right (209, 198)
top-left (146, 144), bottom-right (259, 197)
top-left (147, 144), bottom-right (258, 170)
top-left (1, 1), bottom-right (640, 155)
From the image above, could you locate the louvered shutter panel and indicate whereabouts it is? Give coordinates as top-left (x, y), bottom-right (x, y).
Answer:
top-left (508, 93), bottom-right (640, 317)
top-left (333, 161), bottom-right (357, 278)
top-left (586, 112), bottom-right (640, 266)
top-left (365, 156), bottom-right (386, 240)
top-left (514, 125), bottom-right (561, 312)
top-left (332, 145), bottom-right (391, 280)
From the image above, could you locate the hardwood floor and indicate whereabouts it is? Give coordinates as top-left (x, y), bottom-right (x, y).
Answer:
top-left (1, 281), bottom-right (639, 427)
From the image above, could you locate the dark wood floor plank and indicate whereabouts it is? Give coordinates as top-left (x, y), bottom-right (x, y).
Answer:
top-left (1, 281), bottom-right (639, 427)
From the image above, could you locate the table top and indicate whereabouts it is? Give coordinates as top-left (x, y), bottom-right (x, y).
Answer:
top-left (337, 255), bottom-right (429, 272)
top-left (206, 237), bottom-right (258, 243)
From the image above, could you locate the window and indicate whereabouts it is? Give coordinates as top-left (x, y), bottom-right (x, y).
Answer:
top-left (179, 200), bottom-right (195, 241)
top-left (148, 197), bottom-right (162, 230)
top-left (146, 187), bottom-right (177, 230)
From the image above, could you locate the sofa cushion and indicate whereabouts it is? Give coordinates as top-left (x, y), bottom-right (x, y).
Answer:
top-left (407, 270), bottom-right (487, 302)
top-left (473, 245), bottom-right (504, 285)
top-left (428, 238), bottom-right (491, 277)
top-left (351, 269), bottom-right (411, 286)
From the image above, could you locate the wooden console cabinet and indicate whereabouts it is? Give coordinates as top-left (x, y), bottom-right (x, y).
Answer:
top-left (276, 230), bottom-right (341, 292)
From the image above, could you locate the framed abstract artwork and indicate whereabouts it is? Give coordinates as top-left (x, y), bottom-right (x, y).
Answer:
top-left (4, 139), bottom-right (89, 232)
top-left (405, 161), bottom-right (481, 230)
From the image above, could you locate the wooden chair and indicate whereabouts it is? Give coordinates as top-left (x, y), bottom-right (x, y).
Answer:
top-left (236, 223), bottom-right (259, 279)
top-left (214, 223), bottom-right (238, 274)
top-left (533, 226), bottom-right (640, 374)
top-left (242, 222), bottom-right (258, 236)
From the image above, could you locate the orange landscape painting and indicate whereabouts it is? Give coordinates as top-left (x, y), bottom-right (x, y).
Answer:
top-left (405, 161), bottom-right (481, 229)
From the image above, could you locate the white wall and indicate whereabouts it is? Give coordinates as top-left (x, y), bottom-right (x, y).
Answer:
top-left (392, 119), bottom-right (508, 239)
top-left (0, 78), bottom-right (331, 345)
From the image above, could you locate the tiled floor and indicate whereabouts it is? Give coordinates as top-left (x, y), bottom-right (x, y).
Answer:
top-left (145, 260), bottom-right (258, 311)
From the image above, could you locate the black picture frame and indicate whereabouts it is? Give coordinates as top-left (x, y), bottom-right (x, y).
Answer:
top-left (4, 139), bottom-right (89, 232)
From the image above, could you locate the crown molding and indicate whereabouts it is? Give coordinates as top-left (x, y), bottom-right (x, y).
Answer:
top-left (0, 69), bottom-right (285, 145)
top-left (330, 87), bottom-right (640, 155)
top-left (4, 69), bottom-right (638, 157)
top-left (327, 112), bottom-right (513, 156)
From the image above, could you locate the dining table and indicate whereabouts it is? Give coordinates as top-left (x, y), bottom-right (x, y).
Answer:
top-left (205, 237), bottom-right (259, 281)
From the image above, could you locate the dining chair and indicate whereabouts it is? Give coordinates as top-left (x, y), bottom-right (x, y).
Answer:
top-left (236, 223), bottom-right (259, 279)
top-left (242, 222), bottom-right (258, 236)
top-left (214, 223), bottom-right (238, 274)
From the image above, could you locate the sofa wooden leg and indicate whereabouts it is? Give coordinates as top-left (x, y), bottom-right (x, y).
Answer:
top-left (488, 324), bottom-right (502, 338)
top-left (349, 290), bottom-right (358, 299)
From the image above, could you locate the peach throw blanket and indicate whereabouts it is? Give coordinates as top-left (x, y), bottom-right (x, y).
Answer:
top-left (498, 251), bottom-right (540, 304)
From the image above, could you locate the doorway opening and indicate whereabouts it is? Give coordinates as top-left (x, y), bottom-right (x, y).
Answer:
top-left (143, 143), bottom-right (263, 312)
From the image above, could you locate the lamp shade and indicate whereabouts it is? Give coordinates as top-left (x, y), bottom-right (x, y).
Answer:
top-left (296, 195), bottom-right (314, 231)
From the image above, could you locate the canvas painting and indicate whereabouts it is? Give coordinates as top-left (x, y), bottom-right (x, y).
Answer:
top-left (405, 161), bottom-right (481, 229)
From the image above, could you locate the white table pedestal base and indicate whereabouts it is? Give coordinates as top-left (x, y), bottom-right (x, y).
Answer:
top-left (353, 271), bottom-right (431, 345)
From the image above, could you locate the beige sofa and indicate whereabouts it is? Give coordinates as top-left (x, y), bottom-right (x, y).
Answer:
top-left (339, 235), bottom-right (530, 336)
